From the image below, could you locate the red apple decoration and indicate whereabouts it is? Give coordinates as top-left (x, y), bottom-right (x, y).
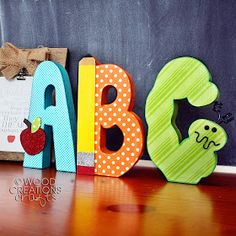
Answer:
top-left (20, 118), bottom-right (46, 155)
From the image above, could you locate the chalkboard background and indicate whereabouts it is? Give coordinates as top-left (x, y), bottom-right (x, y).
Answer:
top-left (0, 0), bottom-right (235, 166)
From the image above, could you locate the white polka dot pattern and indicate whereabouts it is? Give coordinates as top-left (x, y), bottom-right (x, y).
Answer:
top-left (94, 64), bottom-right (144, 177)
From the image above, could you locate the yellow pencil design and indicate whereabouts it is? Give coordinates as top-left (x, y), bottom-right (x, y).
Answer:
top-left (77, 57), bottom-right (96, 174)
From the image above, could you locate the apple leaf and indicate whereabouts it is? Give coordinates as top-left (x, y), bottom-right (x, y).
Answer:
top-left (31, 117), bottom-right (42, 133)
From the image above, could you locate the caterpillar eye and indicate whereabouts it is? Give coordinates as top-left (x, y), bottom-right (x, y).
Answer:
top-left (212, 127), bottom-right (217, 133)
top-left (204, 125), bottom-right (209, 130)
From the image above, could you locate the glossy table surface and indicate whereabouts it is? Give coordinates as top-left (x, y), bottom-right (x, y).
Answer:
top-left (0, 161), bottom-right (236, 236)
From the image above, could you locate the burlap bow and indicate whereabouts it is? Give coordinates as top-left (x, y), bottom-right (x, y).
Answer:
top-left (0, 42), bottom-right (67, 79)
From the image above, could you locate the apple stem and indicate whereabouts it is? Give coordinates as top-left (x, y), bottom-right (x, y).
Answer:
top-left (23, 119), bottom-right (32, 129)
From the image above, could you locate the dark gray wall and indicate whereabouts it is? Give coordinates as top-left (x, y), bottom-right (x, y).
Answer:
top-left (0, 0), bottom-right (235, 165)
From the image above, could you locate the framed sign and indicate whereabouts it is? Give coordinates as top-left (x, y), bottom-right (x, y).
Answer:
top-left (0, 76), bottom-right (32, 160)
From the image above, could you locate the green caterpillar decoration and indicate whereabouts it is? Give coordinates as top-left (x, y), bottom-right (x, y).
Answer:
top-left (145, 57), bottom-right (228, 184)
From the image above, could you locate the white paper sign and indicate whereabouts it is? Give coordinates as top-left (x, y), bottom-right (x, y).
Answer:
top-left (0, 76), bottom-right (32, 152)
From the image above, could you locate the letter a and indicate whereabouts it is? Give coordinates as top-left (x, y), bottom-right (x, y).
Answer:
top-left (23, 61), bottom-right (76, 172)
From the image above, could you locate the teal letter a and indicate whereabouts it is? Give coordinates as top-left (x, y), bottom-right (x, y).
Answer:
top-left (23, 61), bottom-right (76, 172)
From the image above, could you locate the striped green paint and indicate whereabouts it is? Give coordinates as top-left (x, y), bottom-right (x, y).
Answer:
top-left (145, 57), bottom-right (228, 184)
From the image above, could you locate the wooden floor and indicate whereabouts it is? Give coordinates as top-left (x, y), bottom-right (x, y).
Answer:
top-left (0, 162), bottom-right (236, 236)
